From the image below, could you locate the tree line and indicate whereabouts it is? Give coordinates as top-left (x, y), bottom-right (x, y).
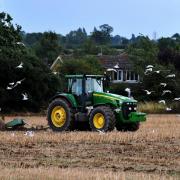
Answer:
top-left (0, 12), bottom-right (180, 112)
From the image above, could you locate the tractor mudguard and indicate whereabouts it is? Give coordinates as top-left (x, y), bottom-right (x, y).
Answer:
top-left (50, 93), bottom-right (78, 108)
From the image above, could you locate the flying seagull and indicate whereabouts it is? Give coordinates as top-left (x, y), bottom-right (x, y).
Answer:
top-left (162, 90), bottom-right (172, 96)
top-left (146, 65), bottom-right (154, 69)
top-left (174, 97), bottom-right (180, 101)
top-left (16, 62), bottom-right (23, 69)
top-left (160, 83), bottom-right (167, 87)
top-left (22, 93), bottom-right (28, 101)
top-left (106, 68), bottom-right (117, 72)
top-left (154, 70), bottom-right (160, 74)
top-left (144, 68), bottom-right (153, 75)
top-left (6, 86), bottom-right (13, 90)
top-left (166, 74), bottom-right (175, 78)
top-left (144, 90), bottom-right (154, 95)
top-left (8, 82), bottom-right (15, 86)
top-left (158, 100), bottom-right (166, 104)
top-left (114, 64), bottom-right (119, 68)
top-left (16, 78), bottom-right (25, 85)
top-left (125, 88), bottom-right (131, 98)
top-left (16, 42), bottom-right (25, 47)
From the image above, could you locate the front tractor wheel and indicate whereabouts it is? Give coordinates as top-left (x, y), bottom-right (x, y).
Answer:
top-left (47, 99), bottom-right (74, 131)
top-left (89, 106), bottom-right (116, 132)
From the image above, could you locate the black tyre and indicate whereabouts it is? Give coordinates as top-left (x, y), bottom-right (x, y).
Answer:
top-left (116, 122), bottom-right (140, 132)
top-left (89, 106), bottom-right (116, 132)
top-left (47, 98), bottom-right (74, 131)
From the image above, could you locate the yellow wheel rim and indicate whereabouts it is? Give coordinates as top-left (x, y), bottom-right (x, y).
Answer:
top-left (51, 106), bottom-right (66, 127)
top-left (93, 113), bottom-right (105, 129)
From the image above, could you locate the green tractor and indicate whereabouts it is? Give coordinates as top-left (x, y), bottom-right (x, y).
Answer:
top-left (47, 75), bottom-right (146, 132)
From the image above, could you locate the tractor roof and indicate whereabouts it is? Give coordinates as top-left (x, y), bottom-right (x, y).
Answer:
top-left (65, 75), bottom-right (104, 79)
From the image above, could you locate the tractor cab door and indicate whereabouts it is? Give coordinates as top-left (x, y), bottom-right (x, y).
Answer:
top-left (70, 78), bottom-right (93, 108)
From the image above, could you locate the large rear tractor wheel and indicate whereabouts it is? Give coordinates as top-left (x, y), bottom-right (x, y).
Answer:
top-left (47, 99), bottom-right (74, 131)
top-left (89, 106), bottom-right (115, 132)
top-left (116, 122), bottom-right (140, 132)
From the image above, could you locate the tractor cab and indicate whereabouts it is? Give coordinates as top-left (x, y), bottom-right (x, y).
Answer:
top-left (66, 75), bottom-right (104, 108)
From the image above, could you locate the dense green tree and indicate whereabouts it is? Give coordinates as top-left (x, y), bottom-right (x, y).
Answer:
top-left (0, 12), bottom-right (60, 112)
top-left (91, 24), bottom-right (113, 45)
top-left (65, 27), bottom-right (87, 48)
top-left (33, 31), bottom-right (62, 65)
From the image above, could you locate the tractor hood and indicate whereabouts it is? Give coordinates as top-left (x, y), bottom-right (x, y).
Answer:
top-left (93, 92), bottom-right (137, 104)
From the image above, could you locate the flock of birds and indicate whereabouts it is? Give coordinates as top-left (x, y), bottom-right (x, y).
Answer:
top-left (6, 62), bottom-right (29, 101)
top-left (127, 65), bottom-right (180, 111)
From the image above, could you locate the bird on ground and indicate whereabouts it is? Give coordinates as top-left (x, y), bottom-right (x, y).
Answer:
top-left (97, 130), bottom-right (105, 134)
top-left (16, 62), bottom-right (23, 69)
top-left (22, 93), bottom-right (28, 101)
top-left (160, 83), bottom-right (167, 87)
top-left (162, 90), bottom-right (172, 96)
top-left (146, 65), bottom-right (154, 69)
top-left (158, 100), bottom-right (166, 104)
top-left (24, 131), bottom-right (34, 137)
top-left (144, 90), bottom-right (154, 95)
top-left (174, 97), bottom-right (180, 101)
top-left (166, 74), bottom-right (175, 78)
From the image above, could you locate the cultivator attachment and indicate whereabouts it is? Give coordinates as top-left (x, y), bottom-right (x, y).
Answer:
top-left (0, 118), bottom-right (26, 130)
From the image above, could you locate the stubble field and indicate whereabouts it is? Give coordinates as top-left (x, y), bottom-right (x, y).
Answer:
top-left (0, 114), bottom-right (179, 179)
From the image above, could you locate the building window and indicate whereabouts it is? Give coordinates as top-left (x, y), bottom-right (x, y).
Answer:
top-left (125, 71), bottom-right (139, 81)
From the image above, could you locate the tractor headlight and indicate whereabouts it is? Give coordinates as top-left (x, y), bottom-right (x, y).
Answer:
top-left (129, 107), bottom-right (132, 110)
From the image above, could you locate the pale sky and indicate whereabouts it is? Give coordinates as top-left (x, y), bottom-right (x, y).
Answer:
top-left (0, 0), bottom-right (180, 38)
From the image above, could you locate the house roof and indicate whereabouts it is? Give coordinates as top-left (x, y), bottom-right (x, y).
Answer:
top-left (98, 53), bottom-right (133, 70)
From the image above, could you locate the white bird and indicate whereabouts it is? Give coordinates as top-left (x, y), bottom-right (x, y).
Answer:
top-left (154, 70), bottom-right (160, 74)
top-left (146, 65), bottom-right (154, 69)
top-left (160, 83), bottom-right (167, 87)
top-left (158, 100), bottom-right (166, 104)
top-left (125, 88), bottom-right (131, 98)
top-left (22, 93), bottom-right (28, 101)
top-left (144, 68), bottom-right (153, 75)
top-left (162, 90), bottom-right (172, 96)
top-left (174, 97), bottom-right (180, 101)
top-left (125, 88), bottom-right (131, 93)
top-left (166, 74), bottom-right (175, 78)
top-left (16, 62), bottom-right (23, 69)
top-left (16, 42), bottom-right (25, 47)
top-left (16, 78), bottom-right (25, 85)
top-left (9, 82), bottom-right (15, 86)
top-left (106, 68), bottom-right (117, 72)
top-left (144, 90), bottom-right (154, 95)
top-left (24, 131), bottom-right (34, 137)
top-left (166, 107), bottom-right (172, 111)
top-left (114, 64), bottom-right (119, 68)
top-left (6, 86), bottom-right (13, 90)
top-left (97, 130), bottom-right (105, 134)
